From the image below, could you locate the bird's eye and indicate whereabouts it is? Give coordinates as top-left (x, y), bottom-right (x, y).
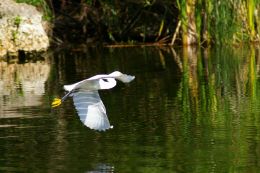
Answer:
top-left (103, 79), bottom-right (109, 82)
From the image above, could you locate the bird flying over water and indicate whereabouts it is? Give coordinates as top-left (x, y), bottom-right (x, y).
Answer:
top-left (52, 71), bottom-right (135, 131)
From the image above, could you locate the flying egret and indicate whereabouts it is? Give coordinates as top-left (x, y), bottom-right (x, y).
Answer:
top-left (52, 71), bottom-right (135, 131)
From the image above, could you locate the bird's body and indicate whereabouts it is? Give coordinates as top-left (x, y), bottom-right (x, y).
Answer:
top-left (52, 71), bottom-right (135, 131)
top-left (64, 76), bottom-right (117, 92)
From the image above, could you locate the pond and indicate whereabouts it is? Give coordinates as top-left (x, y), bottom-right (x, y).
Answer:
top-left (1, 45), bottom-right (260, 172)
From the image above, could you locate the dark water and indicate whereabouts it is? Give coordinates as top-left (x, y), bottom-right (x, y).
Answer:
top-left (1, 46), bottom-right (260, 172)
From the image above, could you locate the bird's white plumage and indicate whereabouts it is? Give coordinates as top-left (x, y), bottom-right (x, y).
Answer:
top-left (64, 71), bottom-right (135, 92)
top-left (72, 91), bottom-right (112, 131)
top-left (61, 71), bottom-right (135, 131)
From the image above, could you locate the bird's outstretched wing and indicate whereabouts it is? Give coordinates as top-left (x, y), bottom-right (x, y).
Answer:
top-left (64, 71), bottom-right (135, 92)
top-left (72, 91), bottom-right (113, 131)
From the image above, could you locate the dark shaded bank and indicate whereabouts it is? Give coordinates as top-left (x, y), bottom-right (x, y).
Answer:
top-left (48, 0), bottom-right (260, 46)
top-left (51, 0), bottom-right (179, 45)
top-left (15, 0), bottom-right (260, 47)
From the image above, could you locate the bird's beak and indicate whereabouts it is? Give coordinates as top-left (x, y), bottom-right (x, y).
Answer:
top-left (52, 98), bottom-right (62, 108)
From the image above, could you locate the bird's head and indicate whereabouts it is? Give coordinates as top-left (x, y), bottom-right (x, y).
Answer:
top-left (109, 71), bottom-right (135, 83)
top-left (109, 71), bottom-right (123, 77)
top-left (99, 78), bottom-right (117, 89)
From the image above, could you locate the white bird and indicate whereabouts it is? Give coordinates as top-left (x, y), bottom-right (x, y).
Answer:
top-left (52, 71), bottom-right (135, 131)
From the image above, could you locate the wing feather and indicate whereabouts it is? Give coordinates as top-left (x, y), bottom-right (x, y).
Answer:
top-left (72, 91), bottom-right (112, 131)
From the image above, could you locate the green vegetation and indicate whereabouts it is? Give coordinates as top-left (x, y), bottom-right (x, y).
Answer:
top-left (15, 0), bottom-right (52, 21)
top-left (14, 0), bottom-right (260, 45)
top-left (12, 30), bottom-right (18, 42)
top-left (16, 0), bottom-right (42, 6)
top-left (177, 0), bottom-right (260, 45)
top-left (14, 15), bottom-right (21, 27)
top-left (11, 16), bottom-right (22, 43)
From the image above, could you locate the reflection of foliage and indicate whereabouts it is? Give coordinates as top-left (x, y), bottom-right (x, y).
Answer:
top-left (178, 46), bottom-right (253, 116)
top-left (176, 45), bottom-right (260, 172)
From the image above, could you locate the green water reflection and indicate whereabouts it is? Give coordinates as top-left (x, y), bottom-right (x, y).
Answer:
top-left (1, 46), bottom-right (260, 172)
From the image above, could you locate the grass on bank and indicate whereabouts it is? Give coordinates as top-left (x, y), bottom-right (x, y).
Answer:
top-left (15, 0), bottom-right (53, 21)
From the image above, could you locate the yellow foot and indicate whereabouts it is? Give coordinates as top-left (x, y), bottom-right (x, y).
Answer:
top-left (52, 98), bottom-right (62, 108)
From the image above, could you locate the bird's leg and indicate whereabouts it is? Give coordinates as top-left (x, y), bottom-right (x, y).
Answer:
top-left (61, 91), bottom-right (72, 102)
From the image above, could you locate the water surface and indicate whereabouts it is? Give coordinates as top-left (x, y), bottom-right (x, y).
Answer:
top-left (1, 46), bottom-right (260, 172)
